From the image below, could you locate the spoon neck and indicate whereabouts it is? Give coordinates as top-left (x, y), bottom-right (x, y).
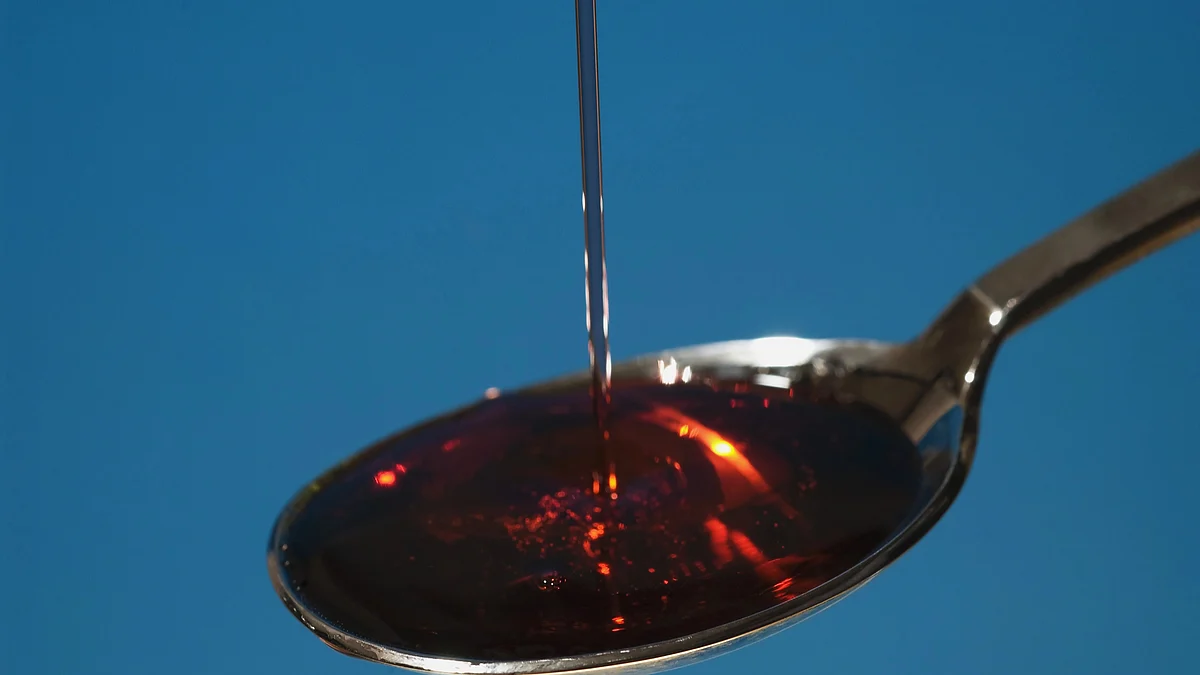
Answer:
top-left (906, 149), bottom-right (1200, 402)
top-left (909, 289), bottom-right (1004, 395)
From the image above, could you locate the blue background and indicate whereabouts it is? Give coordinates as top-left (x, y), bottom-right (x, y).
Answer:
top-left (5, 1), bottom-right (1200, 673)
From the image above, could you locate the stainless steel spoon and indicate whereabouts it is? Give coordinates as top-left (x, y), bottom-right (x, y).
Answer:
top-left (267, 1), bottom-right (1200, 672)
top-left (268, 149), bottom-right (1200, 675)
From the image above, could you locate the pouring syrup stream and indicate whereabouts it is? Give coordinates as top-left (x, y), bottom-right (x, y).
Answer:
top-left (575, 0), bottom-right (612, 437)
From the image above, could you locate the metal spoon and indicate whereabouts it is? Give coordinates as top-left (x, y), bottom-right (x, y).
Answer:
top-left (268, 149), bottom-right (1200, 675)
top-left (267, 0), bottom-right (1200, 671)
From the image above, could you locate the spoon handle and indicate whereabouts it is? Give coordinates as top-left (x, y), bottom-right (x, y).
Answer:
top-left (975, 150), bottom-right (1200, 337)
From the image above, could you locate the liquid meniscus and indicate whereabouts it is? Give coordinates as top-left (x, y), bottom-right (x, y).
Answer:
top-left (272, 378), bottom-right (924, 662)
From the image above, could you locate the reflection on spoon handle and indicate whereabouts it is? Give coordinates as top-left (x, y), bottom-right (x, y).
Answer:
top-left (975, 150), bottom-right (1200, 337)
top-left (576, 0), bottom-right (612, 430)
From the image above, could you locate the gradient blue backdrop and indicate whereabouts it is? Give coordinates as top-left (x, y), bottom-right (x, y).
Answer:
top-left (5, 1), bottom-right (1200, 674)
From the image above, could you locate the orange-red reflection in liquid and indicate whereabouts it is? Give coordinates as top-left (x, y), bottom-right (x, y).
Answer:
top-left (703, 518), bottom-right (734, 567)
top-left (637, 404), bottom-right (804, 596)
top-left (374, 464), bottom-right (407, 487)
top-left (636, 405), bottom-right (799, 520)
top-left (730, 529), bottom-right (786, 584)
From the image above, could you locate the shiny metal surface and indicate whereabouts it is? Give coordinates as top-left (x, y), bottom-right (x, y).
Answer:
top-left (268, 151), bottom-right (1200, 674)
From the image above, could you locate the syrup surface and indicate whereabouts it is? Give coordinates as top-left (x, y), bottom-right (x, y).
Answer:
top-left (274, 380), bottom-right (923, 661)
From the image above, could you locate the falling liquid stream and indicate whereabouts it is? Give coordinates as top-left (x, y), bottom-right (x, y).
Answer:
top-left (576, 0), bottom-right (611, 437)
top-left (575, 0), bottom-right (625, 628)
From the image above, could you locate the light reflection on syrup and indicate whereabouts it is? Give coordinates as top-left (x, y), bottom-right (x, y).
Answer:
top-left (705, 516), bottom-right (796, 600)
top-left (703, 518), bottom-right (734, 567)
top-left (373, 464), bottom-right (407, 487)
top-left (636, 404), bottom-right (803, 522)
